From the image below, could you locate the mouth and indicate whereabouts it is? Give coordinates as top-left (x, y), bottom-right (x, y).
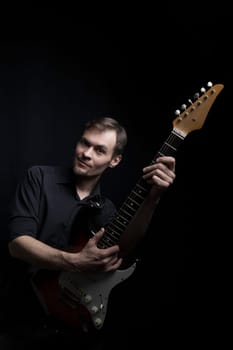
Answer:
top-left (75, 158), bottom-right (91, 168)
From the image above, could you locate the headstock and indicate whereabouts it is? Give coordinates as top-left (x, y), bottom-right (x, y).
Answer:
top-left (172, 82), bottom-right (224, 137)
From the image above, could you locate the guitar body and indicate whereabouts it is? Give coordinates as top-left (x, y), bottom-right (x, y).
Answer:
top-left (31, 269), bottom-right (93, 331)
top-left (31, 240), bottom-right (137, 331)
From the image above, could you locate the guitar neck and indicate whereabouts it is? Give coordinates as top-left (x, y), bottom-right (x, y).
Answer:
top-left (97, 82), bottom-right (225, 248)
top-left (98, 129), bottom-right (185, 248)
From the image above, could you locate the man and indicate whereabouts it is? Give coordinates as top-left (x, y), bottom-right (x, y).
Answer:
top-left (5, 116), bottom-right (176, 348)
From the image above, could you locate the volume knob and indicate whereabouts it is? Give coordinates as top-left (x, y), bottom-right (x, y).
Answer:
top-left (90, 305), bottom-right (99, 314)
top-left (94, 318), bottom-right (103, 328)
top-left (84, 294), bottom-right (92, 303)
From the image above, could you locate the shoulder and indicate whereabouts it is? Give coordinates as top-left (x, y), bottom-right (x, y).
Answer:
top-left (25, 165), bottom-right (53, 181)
top-left (26, 165), bottom-right (71, 176)
top-left (24, 165), bottom-right (72, 184)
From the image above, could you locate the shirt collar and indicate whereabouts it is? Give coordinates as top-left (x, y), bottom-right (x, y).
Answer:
top-left (55, 167), bottom-right (104, 208)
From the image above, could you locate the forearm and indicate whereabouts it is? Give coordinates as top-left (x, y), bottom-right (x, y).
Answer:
top-left (8, 235), bottom-right (75, 271)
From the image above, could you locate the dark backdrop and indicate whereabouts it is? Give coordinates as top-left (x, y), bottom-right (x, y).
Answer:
top-left (0, 7), bottom-right (231, 345)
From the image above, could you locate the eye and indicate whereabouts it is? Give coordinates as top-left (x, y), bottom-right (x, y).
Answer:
top-left (79, 138), bottom-right (89, 147)
top-left (95, 147), bottom-right (106, 155)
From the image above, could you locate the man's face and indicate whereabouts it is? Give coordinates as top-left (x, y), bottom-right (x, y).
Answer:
top-left (73, 127), bottom-right (121, 178)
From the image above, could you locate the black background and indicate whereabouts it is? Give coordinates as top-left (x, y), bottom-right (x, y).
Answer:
top-left (0, 6), bottom-right (231, 346)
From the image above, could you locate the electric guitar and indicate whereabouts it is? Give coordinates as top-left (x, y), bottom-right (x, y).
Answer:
top-left (31, 81), bottom-right (224, 332)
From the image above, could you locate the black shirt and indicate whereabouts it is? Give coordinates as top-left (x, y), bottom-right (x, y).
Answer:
top-left (5, 165), bottom-right (117, 327)
top-left (8, 165), bottom-right (117, 249)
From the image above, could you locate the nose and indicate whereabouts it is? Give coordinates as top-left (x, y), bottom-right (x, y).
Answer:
top-left (83, 146), bottom-right (93, 158)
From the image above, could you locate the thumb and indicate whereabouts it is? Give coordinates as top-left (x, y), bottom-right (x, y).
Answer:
top-left (91, 227), bottom-right (105, 243)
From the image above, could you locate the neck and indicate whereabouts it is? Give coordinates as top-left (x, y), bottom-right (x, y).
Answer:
top-left (75, 175), bottom-right (100, 200)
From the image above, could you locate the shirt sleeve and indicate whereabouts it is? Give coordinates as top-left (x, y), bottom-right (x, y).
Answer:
top-left (8, 166), bottom-right (43, 241)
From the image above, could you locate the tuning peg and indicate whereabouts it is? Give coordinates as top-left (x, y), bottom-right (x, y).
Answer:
top-left (181, 104), bottom-right (187, 110)
top-left (201, 81), bottom-right (213, 93)
top-left (174, 81), bottom-right (214, 118)
top-left (175, 103), bottom-right (189, 119)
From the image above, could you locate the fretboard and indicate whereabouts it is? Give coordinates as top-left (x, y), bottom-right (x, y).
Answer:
top-left (98, 130), bottom-right (185, 249)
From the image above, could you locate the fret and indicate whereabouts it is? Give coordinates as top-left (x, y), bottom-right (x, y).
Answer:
top-left (131, 189), bottom-right (145, 201)
top-left (125, 195), bottom-right (141, 207)
top-left (114, 213), bottom-right (130, 227)
top-left (106, 231), bottom-right (121, 243)
top-left (100, 232), bottom-right (118, 247)
top-left (102, 236), bottom-right (118, 247)
top-left (108, 220), bottom-right (125, 234)
top-left (134, 183), bottom-right (149, 196)
top-left (98, 239), bottom-right (111, 248)
top-left (100, 236), bottom-right (114, 246)
top-left (159, 146), bottom-right (177, 157)
top-left (121, 202), bottom-right (138, 216)
top-left (172, 130), bottom-right (185, 140)
top-left (164, 142), bottom-right (177, 152)
top-left (118, 204), bottom-right (135, 220)
top-left (158, 132), bottom-right (184, 158)
top-left (117, 209), bottom-right (132, 222)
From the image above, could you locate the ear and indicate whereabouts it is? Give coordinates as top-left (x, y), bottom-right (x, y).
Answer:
top-left (109, 154), bottom-right (122, 168)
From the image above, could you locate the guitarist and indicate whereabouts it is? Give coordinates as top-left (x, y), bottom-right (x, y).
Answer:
top-left (4, 116), bottom-right (176, 348)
